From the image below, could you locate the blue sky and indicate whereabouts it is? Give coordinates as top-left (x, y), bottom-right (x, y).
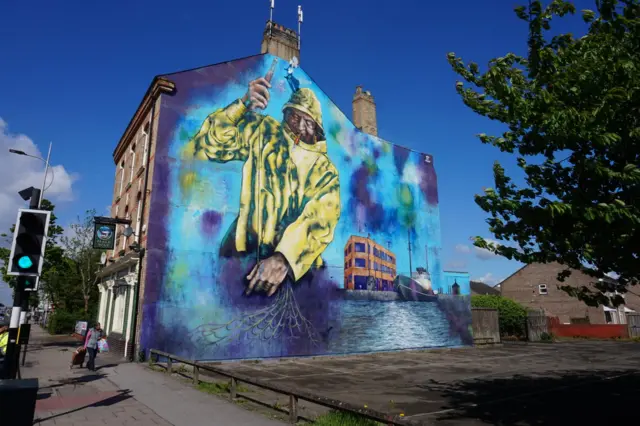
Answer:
top-left (0, 0), bottom-right (593, 305)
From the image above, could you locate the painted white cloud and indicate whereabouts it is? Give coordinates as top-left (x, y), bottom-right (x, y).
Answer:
top-left (0, 118), bottom-right (77, 235)
top-left (455, 244), bottom-right (471, 254)
top-left (401, 162), bottom-right (422, 186)
top-left (474, 272), bottom-right (501, 286)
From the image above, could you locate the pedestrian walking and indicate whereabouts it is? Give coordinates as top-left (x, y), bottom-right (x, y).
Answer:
top-left (84, 322), bottom-right (104, 371)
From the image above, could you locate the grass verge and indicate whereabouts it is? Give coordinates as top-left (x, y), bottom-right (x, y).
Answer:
top-left (313, 410), bottom-right (386, 426)
top-left (197, 380), bottom-right (249, 395)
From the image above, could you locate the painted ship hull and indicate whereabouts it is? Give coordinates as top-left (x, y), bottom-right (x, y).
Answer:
top-left (393, 275), bottom-right (438, 302)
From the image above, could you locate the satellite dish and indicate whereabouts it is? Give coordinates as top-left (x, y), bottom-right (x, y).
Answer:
top-left (100, 252), bottom-right (107, 265)
top-left (123, 226), bottom-right (134, 237)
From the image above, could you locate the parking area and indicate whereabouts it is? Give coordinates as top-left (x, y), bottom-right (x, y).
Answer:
top-left (212, 341), bottom-right (640, 424)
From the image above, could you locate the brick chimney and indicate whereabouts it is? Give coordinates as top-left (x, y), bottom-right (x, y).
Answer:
top-left (352, 86), bottom-right (378, 137)
top-left (261, 21), bottom-right (300, 62)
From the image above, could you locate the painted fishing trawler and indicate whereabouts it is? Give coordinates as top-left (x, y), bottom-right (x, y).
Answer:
top-left (393, 267), bottom-right (439, 302)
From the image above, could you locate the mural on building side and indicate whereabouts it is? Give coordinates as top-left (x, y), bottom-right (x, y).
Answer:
top-left (141, 53), bottom-right (472, 361)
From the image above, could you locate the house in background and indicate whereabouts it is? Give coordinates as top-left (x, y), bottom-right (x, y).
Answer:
top-left (470, 281), bottom-right (500, 296)
top-left (500, 262), bottom-right (639, 325)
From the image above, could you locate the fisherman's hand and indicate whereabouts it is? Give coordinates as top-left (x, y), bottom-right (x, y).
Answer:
top-left (246, 253), bottom-right (290, 297)
top-left (242, 77), bottom-right (271, 110)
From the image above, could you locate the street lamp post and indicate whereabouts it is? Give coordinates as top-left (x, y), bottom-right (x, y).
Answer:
top-left (2, 143), bottom-right (54, 378)
top-left (9, 141), bottom-right (53, 209)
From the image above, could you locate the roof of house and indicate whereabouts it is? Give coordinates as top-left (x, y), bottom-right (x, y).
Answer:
top-left (470, 280), bottom-right (500, 296)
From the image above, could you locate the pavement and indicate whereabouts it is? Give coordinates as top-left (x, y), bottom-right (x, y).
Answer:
top-left (21, 325), bottom-right (285, 426)
top-left (207, 340), bottom-right (640, 425)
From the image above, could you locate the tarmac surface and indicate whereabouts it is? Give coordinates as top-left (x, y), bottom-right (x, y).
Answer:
top-left (208, 340), bottom-right (640, 425)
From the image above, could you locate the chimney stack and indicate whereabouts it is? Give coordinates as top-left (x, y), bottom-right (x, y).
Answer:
top-left (261, 21), bottom-right (300, 62)
top-left (352, 86), bottom-right (378, 137)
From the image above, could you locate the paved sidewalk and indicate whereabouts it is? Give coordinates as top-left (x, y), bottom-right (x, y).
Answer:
top-left (22, 325), bottom-right (284, 425)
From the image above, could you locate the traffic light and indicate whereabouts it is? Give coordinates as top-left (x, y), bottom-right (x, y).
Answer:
top-left (7, 209), bottom-right (51, 277)
top-left (18, 275), bottom-right (39, 292)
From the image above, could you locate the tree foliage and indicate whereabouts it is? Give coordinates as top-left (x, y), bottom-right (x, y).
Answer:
top-left (60, 209), bottom-right (101, 314)
top-left (448, 0), bottom-right (640, 305)
top-left (471, 295), bottom-right (528, 337)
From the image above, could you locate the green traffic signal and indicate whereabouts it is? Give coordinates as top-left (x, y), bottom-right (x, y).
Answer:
top-left (17, 255), bottom-right (33, 269)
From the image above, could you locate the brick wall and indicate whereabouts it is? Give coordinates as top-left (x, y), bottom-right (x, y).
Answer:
top-left (133, 95), bottom-right (162, 352)
top-left (109, 109), bottom-right (154, 262)
top-left (352, 86), bottom-right (378, 137)
top-left (501, 262), bottom-right (605, 324)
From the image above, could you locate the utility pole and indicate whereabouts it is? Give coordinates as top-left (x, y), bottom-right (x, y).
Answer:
top-left (407, 229), bottom-right (413, 278)
top-left (269, 0), bottom-right (274, 37)
top-left (297, 5), bottom-right (303, 50)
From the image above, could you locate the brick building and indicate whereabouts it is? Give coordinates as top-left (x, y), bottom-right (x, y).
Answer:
top-left (95, 80), bottom-right (173, 359)
top-left (500, 262), bottom-right (639, 325)
top-left (94, 20), bottom-right (383, 359)
top-left (344, 236), bottom-right (396, 291)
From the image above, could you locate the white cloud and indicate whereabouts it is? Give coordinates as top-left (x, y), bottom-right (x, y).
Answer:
top-left (474, 238), bottom-right (500, 260)
top-left (0, 118), bottom-right (77, 234)
top-left (455, 244), bottom-right (471, 254)
top-left (474, 272), bottom-right (501, 286)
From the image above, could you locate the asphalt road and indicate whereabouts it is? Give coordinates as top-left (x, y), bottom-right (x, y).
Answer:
top-left (209, 340), bottom-right (640, 425)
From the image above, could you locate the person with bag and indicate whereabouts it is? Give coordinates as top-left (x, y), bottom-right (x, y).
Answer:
top-left (84, 322), bottom-right (104, 371)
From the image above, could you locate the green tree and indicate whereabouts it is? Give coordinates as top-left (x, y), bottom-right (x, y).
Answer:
top-left (448, 0), bottom-right (640, 306)
top-left (61, 209), bottom-right (102, 315)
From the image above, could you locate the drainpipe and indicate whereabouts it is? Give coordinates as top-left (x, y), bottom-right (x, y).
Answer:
top-left (128, 97), bottom-right (156, 362)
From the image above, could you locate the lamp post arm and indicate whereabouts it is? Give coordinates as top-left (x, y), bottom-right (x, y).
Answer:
top-left (39, 142), bottom-right (53, 208)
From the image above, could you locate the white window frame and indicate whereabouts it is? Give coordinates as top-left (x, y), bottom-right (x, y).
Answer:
top-left (538, 284), bottom-right (548, 295)
top-left (129, 144), bottom-right (136, 183)
top-left (135, 195), bottom-right (142, 243)
top-left (142, 125), bottom-right (149, 167)
top-left (118, 161), bottom-right (125, 195)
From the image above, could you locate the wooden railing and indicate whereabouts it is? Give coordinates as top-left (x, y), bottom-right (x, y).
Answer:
top-left (149, 349), bottom-right (422, 425)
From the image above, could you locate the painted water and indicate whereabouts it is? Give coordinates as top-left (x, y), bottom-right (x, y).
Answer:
top-left (327, 300), bottom-right (464, 354)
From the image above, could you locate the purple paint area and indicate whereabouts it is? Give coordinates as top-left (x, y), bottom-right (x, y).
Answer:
top-left (418, 158), bottom-right (439, 206)
top-left (347, 165), bottom-right (389, 231)
top-left (393, 144), bottom-right (410, 174)
top-left (200, 210), bottom-right (222, 235)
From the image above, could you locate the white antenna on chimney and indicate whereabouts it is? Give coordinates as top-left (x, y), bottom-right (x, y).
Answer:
top-left (297, 5), bottom-right (303, 50)
top-left (269, 0), bottom-right (275, 37)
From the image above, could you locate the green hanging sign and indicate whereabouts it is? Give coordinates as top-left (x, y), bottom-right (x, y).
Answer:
top-left (93, 222), bottom-right (116, 250)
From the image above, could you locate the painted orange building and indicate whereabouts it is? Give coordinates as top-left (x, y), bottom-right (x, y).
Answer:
top-left (344, 236), bottom-right (396, 291)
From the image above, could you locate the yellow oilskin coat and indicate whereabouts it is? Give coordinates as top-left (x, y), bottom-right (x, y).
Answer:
top-left (182, 99), bottom-right (341, 281)
top-left (0, 331), bottom-right (8, 355)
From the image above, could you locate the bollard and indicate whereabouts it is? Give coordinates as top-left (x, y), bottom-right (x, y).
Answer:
top-left (289, 394), bottom-right (298, 424)
top-left (230, 377), bottom-right (237, 400)
top-left (166, 358), bottom-right (172, 374)
top-left (193, 365), bottom-right (199, 385)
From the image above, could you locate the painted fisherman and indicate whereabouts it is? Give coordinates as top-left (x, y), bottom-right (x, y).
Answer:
top-left (182, 73), bottom-right (341, 298)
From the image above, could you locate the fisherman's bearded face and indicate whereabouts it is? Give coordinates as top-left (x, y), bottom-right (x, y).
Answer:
top-left (284, 108), bottom-right (317, 144)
